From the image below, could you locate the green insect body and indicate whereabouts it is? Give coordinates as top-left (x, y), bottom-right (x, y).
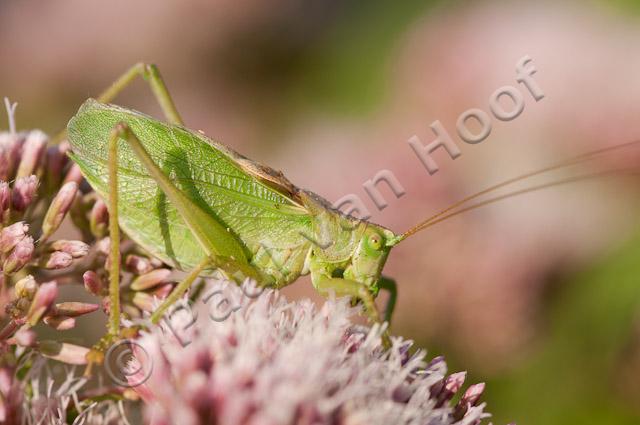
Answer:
top-left (67, 97), bottom-right (399, 326)
top-left (64, 63), bottom-right (626, 364)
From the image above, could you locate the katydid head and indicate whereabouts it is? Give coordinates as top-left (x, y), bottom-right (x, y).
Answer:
top-left (343, 224), bottom-right (399, 295)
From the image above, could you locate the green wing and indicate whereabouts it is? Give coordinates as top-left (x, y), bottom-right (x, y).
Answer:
top-left (67, 99), bottom-right (313, 285)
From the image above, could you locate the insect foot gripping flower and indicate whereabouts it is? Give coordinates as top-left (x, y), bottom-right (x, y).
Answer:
top-left (130, 281), bottom-right (504, 425)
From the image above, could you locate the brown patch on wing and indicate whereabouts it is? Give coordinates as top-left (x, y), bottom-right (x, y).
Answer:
top-left (190, 127), bottom-right (305, 206)
top-left (235, 157), bottom-right (303, 204)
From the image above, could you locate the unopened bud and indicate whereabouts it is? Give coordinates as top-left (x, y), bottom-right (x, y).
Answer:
top-left (50, 239), bottom-right (89, 258)
top-left (132, 292), bottom-right (155, 311)
top-left (101, 297), bottom-right (110, 315)
top-left (434, 372), bottom-right (467, 408)
top-left (15, 130), bottom-right (47, 179)
top-left (44, 315), bottom-right (75, 330)
top-left (96, 237), bottom-right (110, 256)
top-left (14, 275), bottom-right (37, 299)
top-left (0, 181), bottom-right (10, 222)
top-left (151, 283), bottom-right (173, 299)
top-left (130, 268), bottom-right (172, 291)
top-left (41, 182), bottom-right (78, 240)
top-left (14, 329), bottom-right (36, 347)
top-left (45, 144), bottom-right (69, 193)
top-left (26, 281), bottom-right (58, 326)
top-left (63, 163), bottom-right (84, 186)
top-left (39, 341), bottom-right (88, 365)
top-left (125, 255), bottom-right (154, 275)
top-left (453, 383), bottom-right (485, 421)
top-left (90, 199), bottom-right (109, 238)
top-left (42, 251), bottom-right (73, 270)
top-left (461, 382), bottom-right (484, 406)
top-left (11, 175), bottom-right (39, 213)
top-left (51, 302), bottom-right (99, 317)
top-left (0, 221), bottom-right (28, 253)
top-left (83, 271), bottom-right (106, 296)
top-left (0, 132), bottom-right (23, 181)
top-left (3, 235), bottom-right (34, 273)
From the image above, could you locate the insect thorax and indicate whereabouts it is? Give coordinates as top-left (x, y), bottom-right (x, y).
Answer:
top-left (296, 190), bottom-right (396, 294)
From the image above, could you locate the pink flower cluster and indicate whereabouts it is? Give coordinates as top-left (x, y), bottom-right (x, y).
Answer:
top-left (132, 281), bottom-right (497, 425)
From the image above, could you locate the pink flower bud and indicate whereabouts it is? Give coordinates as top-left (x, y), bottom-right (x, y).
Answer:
top-left (11, 175), bottom-right (39, 213)
top-left (26, 281), bottom-right (57, 326)
top-left (453, 382), bottom-right (485, 421)
top-left (132, 292), bottom-right (155, 311)
top-left (0, 182), bottom-right (10, 222)
top-left (13, 329), bottom-right (36, 347)
top-left (90, 199), bottom-right (109, 238)
top-left (125, 255), bottom-right (154, 275)
top-left (83, 270), bottom-right (106, 296)
top-left (50, 239), bottom-right (89, 258)
top-left (96, 237), bottom-right (110, 256)
top-left (63, 163), bottom-right (84, 185)
top-left (44, 315), bottom-right (76, 330)
top-left (15, 130), bottom-right (47, 180)
top-left (3, 235), bottom-right (34, 274)
top-left (41, 181), bottom-right (78, 240)
top-left (39, 340), bottom-right (89, 365)
top-left (45, 144), bottom-right (69, 193)
top-left (151, 283), bottom-right (174, 299)
top-left (130, 269), bottom-right (172, 291)
top-left (101, 297), bottom-right (111, 315)
top-left (42, 251), bottom-right (73, 270)
top-left (433, 371), bottom-right (467, 408)
top-left (51, 302), bottom-right (99, 317)
top-left (0, 221), bottom-right (28, 253)
top-left (0, 132), bottom-right (23, 181)
top-left (461, 382), bottom-right (484, 406)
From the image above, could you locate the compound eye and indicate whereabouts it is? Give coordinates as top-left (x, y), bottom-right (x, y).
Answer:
top-left (368, 233), bottom-right (383, 250)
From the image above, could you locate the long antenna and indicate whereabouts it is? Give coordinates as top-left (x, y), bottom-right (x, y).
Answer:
top-left (398, 140), bottom-right (640, 242)
top-left (408, 168), bottom-right (638, 234)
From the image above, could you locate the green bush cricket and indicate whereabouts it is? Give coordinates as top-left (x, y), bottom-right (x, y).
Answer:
top-left (64, 63), bottom-right (402, 363)
top-left (63, 63), bottom-right (639, 368)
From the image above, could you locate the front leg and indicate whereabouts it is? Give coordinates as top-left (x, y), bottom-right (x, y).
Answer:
top-left (313, 274), bottom-right (382, 324)
top-left (378, 276), bottom-right (397, 325)
top-left (313, 274), bottom-right (392, 348)
top-left (85, 124), bottom-right (134, 374)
